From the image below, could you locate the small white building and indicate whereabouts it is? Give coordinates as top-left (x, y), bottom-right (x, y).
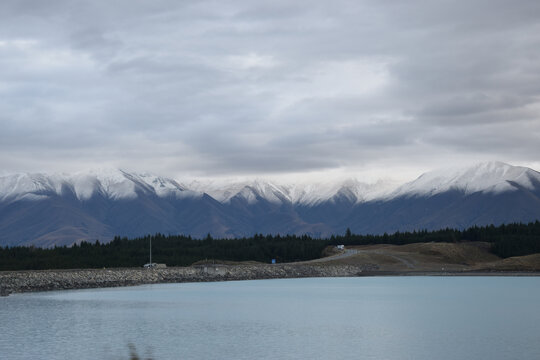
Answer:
top-left (143, 263), bottom-right (166, 269)
top-left (336, 245), bottom-right (345, 250)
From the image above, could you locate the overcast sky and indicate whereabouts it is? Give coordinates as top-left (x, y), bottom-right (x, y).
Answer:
top-left (1, 0), bottom-right (539, 182)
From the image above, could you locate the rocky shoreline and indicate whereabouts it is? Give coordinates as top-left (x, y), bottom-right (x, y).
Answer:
top-left (0, 263), bottom-right (377, 296)
top-left (2, 264), bottom-right (539, 297)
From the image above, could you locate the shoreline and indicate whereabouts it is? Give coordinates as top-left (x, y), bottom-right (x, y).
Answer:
top-left (2, 264), bottom-right (539, 297)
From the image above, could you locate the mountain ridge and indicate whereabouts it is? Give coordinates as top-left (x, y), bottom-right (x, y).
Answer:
top-left (1, 161), bottom-right (539, 246)
top-left (3, 161), bottom-right (537, 205)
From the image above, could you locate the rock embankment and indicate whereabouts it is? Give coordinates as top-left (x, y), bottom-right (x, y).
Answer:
top-left (0, 263), bottom-right (377, 296)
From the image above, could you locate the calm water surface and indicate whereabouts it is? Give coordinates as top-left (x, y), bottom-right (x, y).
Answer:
top-left (1, 277), bottom-right (539, 360)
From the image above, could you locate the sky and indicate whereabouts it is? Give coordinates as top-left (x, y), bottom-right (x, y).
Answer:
top-left (1, 0), bottom-right (540, 183)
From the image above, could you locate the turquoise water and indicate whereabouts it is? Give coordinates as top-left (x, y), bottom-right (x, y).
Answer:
top-left (1, 277), bottom-right (539, 360)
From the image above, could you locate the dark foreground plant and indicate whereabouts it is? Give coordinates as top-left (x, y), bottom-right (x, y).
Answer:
top-left (127, 343), bottom-right (153, 360)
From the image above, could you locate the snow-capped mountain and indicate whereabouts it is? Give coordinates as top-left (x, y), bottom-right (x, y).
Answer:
top-left (1, 162), bottom-right (539, 246)
top-left (186, 178), bottom-right (395, 205)
top-left (0, 170), bottom-right (391, 205)
top-left (0, 168), bottom-right (198, 203)
top-left (188, 179), bottom-right (290, 204)
top-left (389, 161), bottom-right (540, 198)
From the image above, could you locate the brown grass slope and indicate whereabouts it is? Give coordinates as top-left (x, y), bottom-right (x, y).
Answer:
top-left (317, 242), bottom-right (540, 272)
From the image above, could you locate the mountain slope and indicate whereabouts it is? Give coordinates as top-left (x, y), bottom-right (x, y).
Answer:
top-left (342, 162), bottom-right (540, 234)
top-left (0, 162), bottom-right (539, 246)
top-left (388, 161), bottom-right (540, 198)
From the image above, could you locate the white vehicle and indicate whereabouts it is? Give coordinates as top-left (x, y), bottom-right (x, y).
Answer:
top-left (143, 263), bottom-right (157, 269)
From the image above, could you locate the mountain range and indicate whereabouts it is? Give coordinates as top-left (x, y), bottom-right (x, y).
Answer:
top-left (1, 161), bottom-right (540, 247)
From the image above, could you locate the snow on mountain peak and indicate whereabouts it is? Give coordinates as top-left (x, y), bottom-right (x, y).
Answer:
top-left (0, 168), bottom-right (196, 202)
top-left (0, 173), bottom-right (60, 202)
top-left (1, 162), bottom-right (537, 204)
top-left (128, 172), bottom-right (198, 199)
top-left (389, 161), bottom-right (539, 198)
top-left (186, 177), bottom-right (396, 205)
top-left (187, 179), bottom-right (289, 204)
top-left (69, 168), bottom-right (135, 200)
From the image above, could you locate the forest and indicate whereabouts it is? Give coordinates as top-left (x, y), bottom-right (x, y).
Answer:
top-left (0, 221), bottom-right (539, 271)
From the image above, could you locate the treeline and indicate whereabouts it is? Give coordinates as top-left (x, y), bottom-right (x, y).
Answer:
top-left (330, 221), bottom-right (540, 259)
top-left (0, 234), bottom-right (327, 271)
top-left (0, 221), bottom-right (539, 271)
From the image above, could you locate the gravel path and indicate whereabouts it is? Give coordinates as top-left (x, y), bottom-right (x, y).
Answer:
top-left (301, 248), bottom-right (359, 263)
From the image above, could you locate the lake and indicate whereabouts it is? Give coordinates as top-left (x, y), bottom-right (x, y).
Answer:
top-left (1, 277), bottom-right (539, 360)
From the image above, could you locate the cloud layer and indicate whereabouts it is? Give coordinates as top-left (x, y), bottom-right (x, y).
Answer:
top-left (1, 0), bottom-right (539, 180)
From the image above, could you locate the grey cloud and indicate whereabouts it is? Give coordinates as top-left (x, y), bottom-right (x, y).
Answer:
top-left (425, 119), bottom-right (540, 160)
top-left (417, 94), bottom-right (534, 119)
top-left (1, 0), bottom-right (539, 177)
